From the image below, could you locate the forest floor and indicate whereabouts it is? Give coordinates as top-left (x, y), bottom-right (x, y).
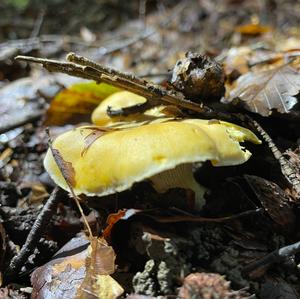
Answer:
top-left (0, 0), bottom-right (300, 298)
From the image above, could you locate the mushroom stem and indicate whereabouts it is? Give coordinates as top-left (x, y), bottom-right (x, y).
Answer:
top-left (150, 163), bottom-right (207, 209)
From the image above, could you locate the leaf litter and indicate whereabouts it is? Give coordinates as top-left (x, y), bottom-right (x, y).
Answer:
top-left (223, 61), bottom-right (300, 116)
top-left (1, 1), bottom-right (300, 298)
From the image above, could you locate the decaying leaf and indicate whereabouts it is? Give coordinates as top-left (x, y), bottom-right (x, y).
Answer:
top-left (244, 175), bottom-right (296, 233)
top-left (77, 275), bottom-right (123, 299)
top-left (223, 63), bottom-right (300, 116)
top-left (45, 82), bottom-right (120, 125)
top-left (31, 236), bottom-right (89, 299)
top-left (50, 147), bottom-right (76, 187)
top-left (75, 237), bottom-right (123, 299)
top-left (102, 209), bottom-right (127, 241)
top-left (31, 236), bottom-right (122, 299)
top-left (0, 287), bottom-right (27, 299)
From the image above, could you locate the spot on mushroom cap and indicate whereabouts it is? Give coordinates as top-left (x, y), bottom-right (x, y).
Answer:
top-left (44, 121), bottom-right (219, 196)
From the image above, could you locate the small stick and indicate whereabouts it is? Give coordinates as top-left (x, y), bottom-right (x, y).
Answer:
top-left (243, 240), bottom-right (300, 275)
top-left (144, 207), bottom-right (263, 223)
top-left (6, 187), bottom-right (62, 278)
top-left (248, 117), bottom-right (300, 198)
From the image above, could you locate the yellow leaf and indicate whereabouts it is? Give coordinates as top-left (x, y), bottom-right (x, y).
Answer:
top-left (235, 23), bottom-right (272, 36)
top-left (45, 82), bottom-right (120, 125)
top-left (94, 275), bottom-right (124, 299)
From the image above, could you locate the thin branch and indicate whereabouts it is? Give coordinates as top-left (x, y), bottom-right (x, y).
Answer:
top-left (6, 187), bottom-right (62, 279)
top-left (143, 208), bottom-right (263, 223)
top-left (248, 117), bottom-right (300, 198)
top-left (15, 54), bottom-right (231, 121)
top-left (243, 240), bottom-right (300, 275)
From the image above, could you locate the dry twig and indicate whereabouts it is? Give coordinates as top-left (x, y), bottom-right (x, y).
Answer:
top-left (243, 240), bottom-right (300, 275)
top-left (247, 116), bottom-right (300, 198)
top-left (6, 187), bottom-right (62, 279)
top-left (15, 54), bottom-right (231, 120)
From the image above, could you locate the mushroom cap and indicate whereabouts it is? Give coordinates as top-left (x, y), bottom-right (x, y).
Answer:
top-left (182, 119), bottom-right (261, 166)
top-left (44, 120), bottom-right (260, 197)
top-left (91, 91), bottom-right (168, 126)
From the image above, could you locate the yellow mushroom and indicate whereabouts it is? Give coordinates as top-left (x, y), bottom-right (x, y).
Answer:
top-left (44, 120), bottom-right (260, 209)
top-left (182, 119), bottom-right (261, 166)
top-left (91, 91), bottom-right (173, 128)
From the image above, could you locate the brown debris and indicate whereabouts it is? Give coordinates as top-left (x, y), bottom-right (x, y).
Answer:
top-left (171, 52), bottom-right (225, 102)
top-left (244, 175), bottom-right (296, 233)
top-left (2, 1), bottom-right (300, 298)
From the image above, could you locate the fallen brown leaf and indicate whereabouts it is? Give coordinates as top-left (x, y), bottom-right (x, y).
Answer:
top-left (244, 175), bottom-right (296, 233)
top-left (31, 236), bottom-right (89, 299)
top-left (75, 237), bottom-right (123, 299)
top-left (50, 147), bottom-right (76, 188)
top-left (102, 209), bottom-right (127, 241)
top-left (31, 235), bottom-right (122, 299)
top-left (223, 63), bottom-right (300, 116)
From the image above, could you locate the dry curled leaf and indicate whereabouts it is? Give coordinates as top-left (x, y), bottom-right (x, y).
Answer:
top-left (102, 209), bottom-right (127, 241)
top-left (223, 63), bottom-right (300, 116)
top-left (75, 237), bottom-right (123, 299)
top-left (50, 147), bottom-right (76, 187)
